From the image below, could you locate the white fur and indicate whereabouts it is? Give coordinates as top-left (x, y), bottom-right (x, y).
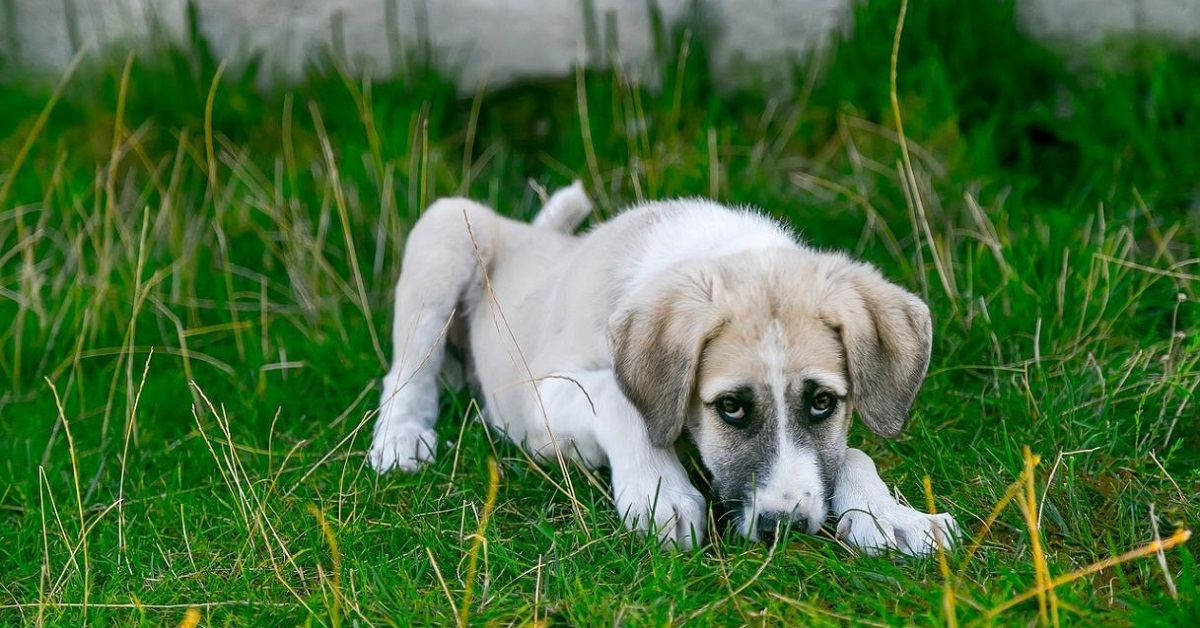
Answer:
top-left (532, 181), bottom-right (593, 233)
top-left (833, 449), bottom-right (959, 555)
top-left (745, 448), bottom-right (826, 538)
top-left (537, 371), bottom-right (706, 549)
top-left (616, 202), bottom-right (795, 297)
top-left (741, 322), bottom-right (828, 538)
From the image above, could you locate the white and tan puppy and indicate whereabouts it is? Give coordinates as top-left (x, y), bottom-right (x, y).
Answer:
top-left (369, 183), bottom-right (957, 554)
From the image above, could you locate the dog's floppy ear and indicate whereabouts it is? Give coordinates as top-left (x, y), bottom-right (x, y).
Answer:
top-left (824, 264), bottom-right (932, 438)
top-left (610, 264), bottom-right (723, 447)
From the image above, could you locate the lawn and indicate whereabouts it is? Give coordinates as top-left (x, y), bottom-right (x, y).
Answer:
top-left (1, 0), bottom-right (1197, 625)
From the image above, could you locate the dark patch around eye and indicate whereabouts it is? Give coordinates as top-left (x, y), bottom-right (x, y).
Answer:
top-left (710, 386), bottom-right (771, 434)
top-left (712, 386), bottom-right (754, 425)
top-left (808, 391), bottom-right (837, 423)
top-left (788, 380), bottom-right (844, 427)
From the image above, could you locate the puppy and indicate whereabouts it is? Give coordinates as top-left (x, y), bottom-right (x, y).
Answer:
top-left (368, 183), bottom-right (957, 554)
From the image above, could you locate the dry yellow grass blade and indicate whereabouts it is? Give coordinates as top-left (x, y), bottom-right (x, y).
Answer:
top-left (460, 457), bottom-right (502, 628)
top-left (178, 606), bottom-right (201, 628)
top-left (203, 61), bottom-right (228, 198)
top-left (946, 447), bottom-right (1192, 625)
top-left (46, 378), bottom-right (90, 625)
top-left (976, 528), bottom-right (1192, 623)
top-left (890, 0), bottom-right (960, 317)
top-left (955, 473), bottom-right (1029, 581)
top-left (1017, 446), bottom-right (1055, 626)
top-left (0, 46), bottom-right (87, 211)
top-left (924, 475), bottom-right (957, 628)
top-left (307, 504), bottom-right (344, 627)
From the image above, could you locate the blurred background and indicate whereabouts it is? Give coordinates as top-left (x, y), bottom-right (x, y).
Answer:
top-left (3, 0), bottom-right (1200, 91)
top-left (1, 1), bottom-right (1196, 625)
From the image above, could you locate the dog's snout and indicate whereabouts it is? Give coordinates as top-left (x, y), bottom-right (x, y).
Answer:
top-left (755, 512), bottom-right (790, 543)
top-left (752, 507), bottom-right (823, 542)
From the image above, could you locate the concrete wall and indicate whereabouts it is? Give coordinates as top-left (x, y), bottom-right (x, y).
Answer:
top-left (1, 1), bottom-right (1197, 91)
top-left (1020, 0), bottom-right (1200, 47)
top-left (1, 0), bottom-right (187, 74)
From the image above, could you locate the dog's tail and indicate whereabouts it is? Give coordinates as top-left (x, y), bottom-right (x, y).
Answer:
top-left (533, 181), bottom-right (592, 233)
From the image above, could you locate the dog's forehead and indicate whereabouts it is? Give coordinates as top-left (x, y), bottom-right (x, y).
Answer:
top-left (698, 301), bottom-right (848, 400)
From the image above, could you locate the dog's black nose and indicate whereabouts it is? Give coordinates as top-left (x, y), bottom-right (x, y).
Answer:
top-left (755, 513), bottom-right (789, 543)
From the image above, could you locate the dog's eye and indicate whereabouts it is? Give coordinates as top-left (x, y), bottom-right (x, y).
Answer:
top-left (809, 391), bottom-right (838, 423)
top-left (716, 396), bottom-right (748, 426)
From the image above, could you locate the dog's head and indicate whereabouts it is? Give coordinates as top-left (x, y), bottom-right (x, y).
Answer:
top-left (610, 247), bottom-right (932, 541)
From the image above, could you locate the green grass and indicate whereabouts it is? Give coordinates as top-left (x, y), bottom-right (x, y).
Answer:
top-left (1, 0), bottom-right (1197, 625)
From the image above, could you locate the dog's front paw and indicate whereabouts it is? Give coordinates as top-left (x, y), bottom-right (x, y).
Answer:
top-left (837, 505), bottom-right (958, 556)
top-left (614, 477), bottom-right (707, 550)
top-left (369, 422), bottom-right (438, 473)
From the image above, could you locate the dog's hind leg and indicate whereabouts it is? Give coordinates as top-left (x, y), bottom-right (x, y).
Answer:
top-left (369, 198), bottom-right (502, 473)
